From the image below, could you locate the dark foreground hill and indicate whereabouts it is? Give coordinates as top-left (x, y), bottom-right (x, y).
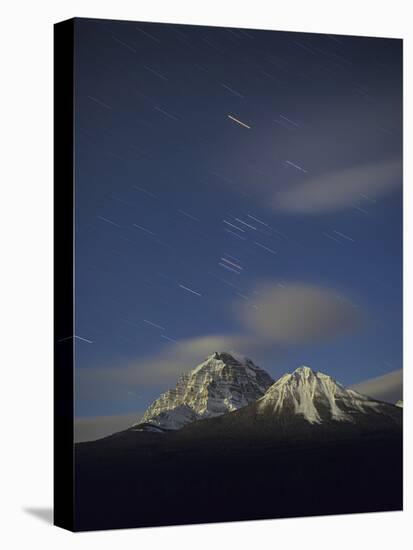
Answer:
top-left (75, 403), bottom-right (402, 531)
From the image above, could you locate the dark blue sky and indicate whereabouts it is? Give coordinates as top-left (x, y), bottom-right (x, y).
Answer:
top-left (73, 18), bottom-right (402, 419)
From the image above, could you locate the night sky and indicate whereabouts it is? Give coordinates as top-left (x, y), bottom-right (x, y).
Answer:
top-left (73, 18), bottom-right (402, 421)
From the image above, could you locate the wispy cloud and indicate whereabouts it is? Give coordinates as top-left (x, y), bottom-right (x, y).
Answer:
top-left (274, 159), bottom-right (401, 213)
top-left (350, 369), bottom-right (402, 404)
top-left (76, 281), bottom-right (365, 412)
top-left (76, 334), bottom-right (248, 405)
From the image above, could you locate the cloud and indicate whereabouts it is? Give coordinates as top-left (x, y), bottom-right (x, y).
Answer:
top-left (76, 283), bottom-right (364, 412)
top-left (237, 282), bottom-right (362, 344)
top-left (350, 369), bottom-right (402, 404)
top-left (76, 334), bottom-right (249, 404)
top-left (75, 413), bottom-right (143, 443)
top-left (274, 159), bottom-right (401, 213)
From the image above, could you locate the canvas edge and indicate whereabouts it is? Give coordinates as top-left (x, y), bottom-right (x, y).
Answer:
top-left (53, 17), bottom-right (76, 532)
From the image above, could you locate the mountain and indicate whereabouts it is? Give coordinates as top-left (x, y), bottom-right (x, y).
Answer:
top-left (396, 400), bottom-right (403, 408)
top-left (133, 352), bottom-right (274, 431)
top-left (257, 365), bottom-right (400, 424)
top-left (76, 362), bottom-right (402, 530)
top-left (134, 358), bottom-right (401, 433)
top-left (179, 364), bottom-right (402, 440)
top-left (75, 361), bottom-right (402, 531)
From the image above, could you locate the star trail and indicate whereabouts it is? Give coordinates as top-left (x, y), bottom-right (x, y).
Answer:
top-left (73, 19), bottom-right (402, 420)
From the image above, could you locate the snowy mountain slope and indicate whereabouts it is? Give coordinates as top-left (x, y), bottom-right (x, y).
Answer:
top-left (133, 352), bottom-right (273, 431)
top-left (257, 365), bottom-right (398, 424)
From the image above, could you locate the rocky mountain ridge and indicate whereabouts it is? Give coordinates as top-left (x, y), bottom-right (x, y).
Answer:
top-left (133, 353), bottom-right (401, 432)
top-left (134, 352), bottom-right (274, 430)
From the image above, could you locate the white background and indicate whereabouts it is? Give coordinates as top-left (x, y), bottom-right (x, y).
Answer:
top-left (0, 0), bottom-right (411, 548)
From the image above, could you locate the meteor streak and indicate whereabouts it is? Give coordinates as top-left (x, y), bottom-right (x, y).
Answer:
top-left (143, 319), bottom-right (165, 330)
top-left (179, 284), bottom-right (202, 297)
top-left (227, 114), bottom-right (251, 129)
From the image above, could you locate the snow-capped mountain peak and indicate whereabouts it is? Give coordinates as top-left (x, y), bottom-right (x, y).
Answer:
top-left (293, 365), bottom-right (314, 374)
top-left (132, 357), bottom-right (401, 433)
top-left (133, 352), bottom-right (274, 431)
top-left (258, 366), bottom-right (391, 425)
